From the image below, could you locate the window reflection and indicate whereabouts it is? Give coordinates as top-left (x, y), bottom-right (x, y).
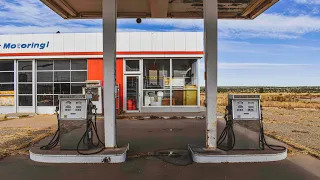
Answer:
top-left (143, 59), bottom-right (170, 89)
top-left (19, 96), bottom-right (32, 106)
top-left (18, 72), bottom-right (32, 82)
top-left (37, 60), bottom-right (53, 70)
top-left (37, 95), bottom-right (53, 106)
top-left (126, 60), bottom-right (140, 71)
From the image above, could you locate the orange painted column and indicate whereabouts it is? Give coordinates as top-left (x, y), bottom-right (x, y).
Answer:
top-left (88, 58), bottom-right (124, 111)
top-left (116, 59), bottom-right (124, 111)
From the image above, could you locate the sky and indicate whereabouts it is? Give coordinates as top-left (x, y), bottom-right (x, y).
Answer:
top-left (0, 0), bottom-right (320, 86)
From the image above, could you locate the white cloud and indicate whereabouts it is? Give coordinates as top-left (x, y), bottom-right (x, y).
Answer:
top-left (199, 61), bottom-right (314, 70)
top-left (218, 63), bottom-right (313, 69)
top-left (1, 0), bottom-right (320, 40)
top-left (219, 40), bottom-right (320, 55)
top-left (219, 14), bottom-right (320, 39)
top-left (119, 14), bottom-right (320, 39)
top-left (295, 0), bottom-right (320, 4)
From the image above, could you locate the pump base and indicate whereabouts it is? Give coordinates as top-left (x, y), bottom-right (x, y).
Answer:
top-left (188, 144), bottom-right (287, 163)
top-left (30, 144), bottom-right (129, 163)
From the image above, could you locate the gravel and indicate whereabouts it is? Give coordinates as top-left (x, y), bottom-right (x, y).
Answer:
top-left (263, 107), bottom-right (320, 156)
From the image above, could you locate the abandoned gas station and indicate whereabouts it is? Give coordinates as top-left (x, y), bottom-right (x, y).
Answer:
top-left (0, 32), bottom-right (203, 114)
top-left (22, 0), bottom-right (287, 164)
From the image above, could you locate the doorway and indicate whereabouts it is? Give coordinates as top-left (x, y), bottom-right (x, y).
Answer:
top-left (125, 75), bottom-right (141, 112)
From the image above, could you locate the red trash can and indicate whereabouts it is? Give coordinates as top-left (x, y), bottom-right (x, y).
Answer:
top-left (127, 99), bottom-right (133, 110)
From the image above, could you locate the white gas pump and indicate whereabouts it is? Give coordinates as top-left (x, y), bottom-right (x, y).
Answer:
top-left (40, 94), bottom-right (105, 155)
top-left (217, 94), bottom-right (286, 151)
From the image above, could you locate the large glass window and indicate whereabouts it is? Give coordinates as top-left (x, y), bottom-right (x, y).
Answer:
top-left (0, 61), bottom-right (14, 106)
top-left (18, 60), bottom-right (33, 106)
top-left (143, 59), bottom-right (170, 90)
top-left (36, 59), bottom-right (87, 106)
top-left (141, 59), bottom-right (198, 107)
top-left (172, 59), bottom-right (198, 106)
top-left (142, 59), bottom-right (170, 107)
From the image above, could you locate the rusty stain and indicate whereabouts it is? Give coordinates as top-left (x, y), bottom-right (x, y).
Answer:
top-left (213, 121), bottom-right (217, 127)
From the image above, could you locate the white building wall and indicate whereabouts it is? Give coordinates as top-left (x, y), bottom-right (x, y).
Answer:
top-left (0, 32), bottom-right (204, 59)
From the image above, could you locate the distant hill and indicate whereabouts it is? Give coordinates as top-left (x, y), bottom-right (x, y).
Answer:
top-left (200, 86), bottom-right (320, 93)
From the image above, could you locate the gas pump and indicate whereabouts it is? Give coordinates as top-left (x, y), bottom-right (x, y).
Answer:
top-left (217, 94), bottom-right (286, 151)
top-left (83, 80), bottom-right (103, 114)
top-left (40, 93), bottom-right (105, 155)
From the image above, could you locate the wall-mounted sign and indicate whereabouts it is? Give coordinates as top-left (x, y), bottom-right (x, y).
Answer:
top-left (0, 41), bottom-right (50, 50)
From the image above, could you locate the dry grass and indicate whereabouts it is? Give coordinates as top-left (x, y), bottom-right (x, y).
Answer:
top-left (264, 130), bottom-right (320, 159)
top-left (216, 106), bottom-right (320, 158)
top-left (216, 93), bottom-right (320, 109)
top-left (213, 93), bottom-right (320, 159)
top-left (0, 127), bottom-right (56, 159)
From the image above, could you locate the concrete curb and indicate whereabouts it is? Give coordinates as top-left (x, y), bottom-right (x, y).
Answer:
top-left (188, 145), bottom-right (287, 163)
top-left (30, 145), bottom-right (129, 164)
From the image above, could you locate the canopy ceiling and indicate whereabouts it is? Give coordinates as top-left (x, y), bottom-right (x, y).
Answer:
top-left (41, 0), bottom-right (278, 19)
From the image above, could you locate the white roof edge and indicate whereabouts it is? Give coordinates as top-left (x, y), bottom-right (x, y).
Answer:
top-left (0, 32), bottom-right (203, 36)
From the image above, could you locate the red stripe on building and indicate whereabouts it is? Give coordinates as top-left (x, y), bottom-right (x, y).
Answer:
top-left (0, 51), bottom-right (204, 57)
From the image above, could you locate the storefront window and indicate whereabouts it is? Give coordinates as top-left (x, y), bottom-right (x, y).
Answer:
top-left (36, 59), bottom-right (87, 106)
top-left (18, 60), bottom-right (33, 106)
top-left (38, 83), bottom-right (53, 94)
top-left (37, 95), bottom-right (53, 106)
top-left (37, 60), bottom-right (53, 70)
top-left (143, 90), bottom-right (170, 107)
top-left (54, 60), bottom-right (70, 70)
top-left (142, 59), bottom-right (170, 107)
top-left (143, 59), bottom-right (170, 90)
top-left (71, 60), bottom-right (87, 70)
top-left (140, 59), bottom-right (199, 107)
top-left (19, 96), bottom-right (32, 106)
top-left (0, 72), bottom-right (14, 83)
top-left (0, 61), bottom-right (14, 106)
top-left (172, 59), bottom-right (198, 106)
top-left (126, 60), bottom-right (140, 72)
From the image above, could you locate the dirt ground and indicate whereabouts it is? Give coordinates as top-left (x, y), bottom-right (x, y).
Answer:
top-left (0, 127), bottom-right (55, 159)
top-left (262, 107), bottom-right (320, 158)
top-left (0, 115), bottom-right (57, 159)
top-left (1, 107), bottom-right (320, 160)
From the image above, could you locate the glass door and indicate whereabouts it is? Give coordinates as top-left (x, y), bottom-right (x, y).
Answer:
top-left (17, 60), bottom-right (34, 112)
top-left (125, 75), bottom-right (140, 112)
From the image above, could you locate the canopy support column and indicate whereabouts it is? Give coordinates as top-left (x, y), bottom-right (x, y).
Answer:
top-left (103, 0), bottom-right (117, 148)
top-left (204, 0), bottom-right (218, 150)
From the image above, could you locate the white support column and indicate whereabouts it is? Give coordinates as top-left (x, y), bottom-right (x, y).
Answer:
top-left (204, 0), bottom-right (218, 149)
top-left (103, 0), bottom-right (117, 148)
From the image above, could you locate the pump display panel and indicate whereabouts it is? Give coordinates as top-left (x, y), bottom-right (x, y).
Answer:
top-left (229, 94), bottom-right (261, 121)
top-left (59, 98), bottom-right (88, 120)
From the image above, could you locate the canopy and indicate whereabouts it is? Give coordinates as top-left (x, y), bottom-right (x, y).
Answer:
top-left (41, 0), bottom-right (278, 19)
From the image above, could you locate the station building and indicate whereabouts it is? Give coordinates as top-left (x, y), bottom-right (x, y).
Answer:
top-left (0, 32), bottom-right (203, 114)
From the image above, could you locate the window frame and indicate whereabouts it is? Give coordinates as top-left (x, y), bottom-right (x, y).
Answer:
top-left (141, 58), bottom-right (200, 108)
top-left (36, 59), bottom-right (88, 106)
top-left (124, 59), bottom-right (143, 74)
top-left (17, 60), bottom-right (34, 107)
top-left (0, 60), bottom-right (15, 107)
